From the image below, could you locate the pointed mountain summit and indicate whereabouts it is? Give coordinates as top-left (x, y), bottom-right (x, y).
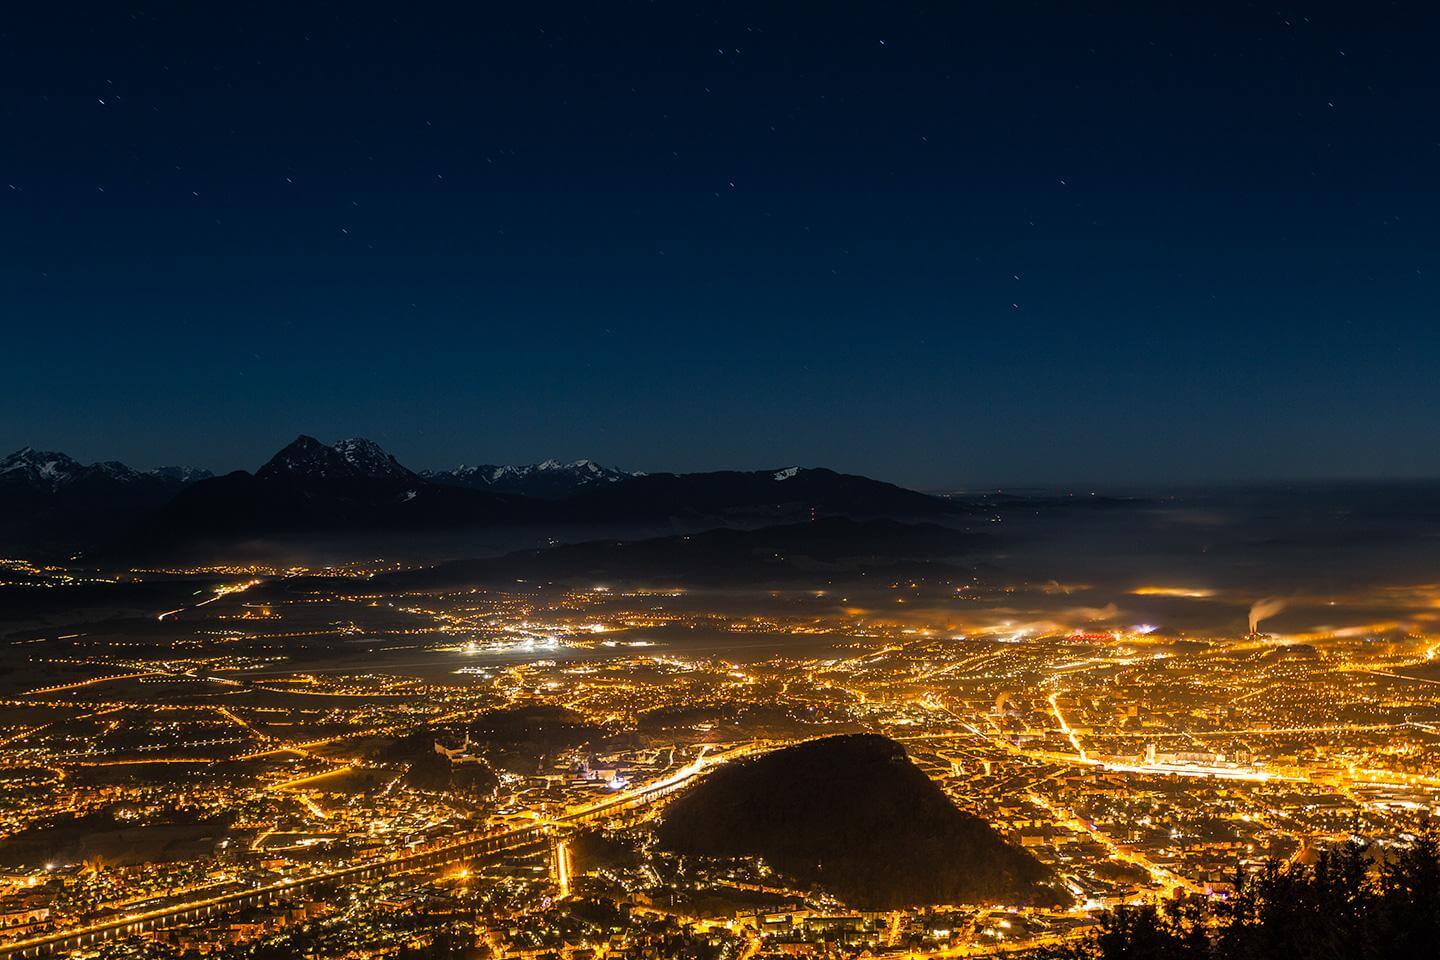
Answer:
top-left (255, 436), bottom-right (415, 483)
top-left (0, 448), bottom-right (92, 490)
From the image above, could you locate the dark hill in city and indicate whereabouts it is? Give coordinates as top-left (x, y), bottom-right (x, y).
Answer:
top-left (375, 517), bottom-right (980, 589)
top-left (656, 734), bottom-right (1063, 909)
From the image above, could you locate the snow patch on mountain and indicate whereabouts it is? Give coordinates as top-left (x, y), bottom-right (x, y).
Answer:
top-left (152, 465), bottom-right (215, 484)
top-left (256, 436), bottom-right (415, 482)
top-left (0, 447), bottom-right (211, 492)
top-left (423, 458), bottom-right (634, 498)
top-left (333, 438), bottom-right (414, 480)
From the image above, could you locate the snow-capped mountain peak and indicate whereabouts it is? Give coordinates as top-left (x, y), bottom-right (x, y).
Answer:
top-left (255, 435), bottom-right (344, 479)
top-left (256, 436), bottom-right (415, 482)
top-left (0, 447), bottom-right (211, 492)
top-left (333, 438), bottom-right (414, 480)
top-left (422, 458), bottom-right (632, 498)
top-left (152, 465), bottom-right (215, 484)
top-left (0, 448), bottom-right (85, 489)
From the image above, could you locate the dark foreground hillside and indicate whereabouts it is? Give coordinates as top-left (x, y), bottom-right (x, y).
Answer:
top-left (656, 734), bottom-right (1062, 909)
top-left (1049, 835), bottom-right (1440, 960)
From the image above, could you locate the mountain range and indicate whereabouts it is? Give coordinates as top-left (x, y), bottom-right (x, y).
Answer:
top-left (0, 447), bottom-right (212, 492)
top-left (422, 459), bottom-right (632, 498)
top-left (0, 436), bottom-right (958, 558)
top-left (134, 436), bottom-right (532, 552)
top-left (0, 448), bottom-right (214, 554)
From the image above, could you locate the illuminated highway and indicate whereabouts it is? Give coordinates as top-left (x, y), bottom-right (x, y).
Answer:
top-left (0, 741), bottom-right (757, 958)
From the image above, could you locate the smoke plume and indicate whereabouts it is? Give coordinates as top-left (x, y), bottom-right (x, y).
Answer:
top-left (1248, 597), bottom-right (1286, 634)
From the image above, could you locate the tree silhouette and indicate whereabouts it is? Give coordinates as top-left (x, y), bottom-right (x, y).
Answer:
top-left (1051, 830), bottom-right (1439, 960)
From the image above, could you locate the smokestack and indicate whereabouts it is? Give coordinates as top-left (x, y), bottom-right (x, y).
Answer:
top-left (1248, 598), bottom-right (1286, 634)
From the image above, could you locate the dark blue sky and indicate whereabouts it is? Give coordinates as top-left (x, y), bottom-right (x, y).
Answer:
top-left (4, 3), bottom-right (1439, 487)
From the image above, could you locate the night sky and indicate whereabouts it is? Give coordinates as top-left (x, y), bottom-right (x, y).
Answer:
top-left (4, 4), bottom-right (1440, 487)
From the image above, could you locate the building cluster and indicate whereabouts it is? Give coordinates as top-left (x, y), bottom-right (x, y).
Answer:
top-left (0, 566), bottom-right (1436, 956)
